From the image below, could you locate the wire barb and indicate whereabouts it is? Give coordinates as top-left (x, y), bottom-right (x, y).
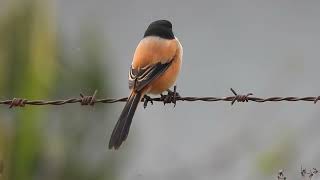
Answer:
top-left (9, 98), bottom-right (26, 108)
top-left (160, 85), bottom-right (180, 106)
top-left (80, 90), bottom-right (97, 106)
top-left (230, 88), bottom-right (253, 105)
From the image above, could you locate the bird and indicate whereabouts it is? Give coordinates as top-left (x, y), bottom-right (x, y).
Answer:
top-left (108, 20), bottom-right (183, 150)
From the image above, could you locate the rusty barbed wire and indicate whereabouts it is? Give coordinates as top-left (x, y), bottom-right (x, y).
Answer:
top-left (1, 88), bottom-right (320, 108)
top-left (276, 167), bottom-right (319, 180)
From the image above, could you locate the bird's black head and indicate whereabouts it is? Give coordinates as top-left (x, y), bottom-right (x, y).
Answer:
top-left (143, 20), bottom-right (174, 39)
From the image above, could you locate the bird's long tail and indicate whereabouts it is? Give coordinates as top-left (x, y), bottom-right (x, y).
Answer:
top-left (109, 91), bottom-right (142, 149)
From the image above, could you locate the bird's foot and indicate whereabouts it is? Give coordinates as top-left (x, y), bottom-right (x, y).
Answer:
top-left (143, 94), bottom-right (153, 109)
top-left (160, 85), bottom-right (180, 107)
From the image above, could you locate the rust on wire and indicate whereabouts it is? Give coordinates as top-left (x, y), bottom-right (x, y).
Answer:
top-left (9, 98), bottom-right (26, 108)
top-left (230, 88), bottom-right (253, 105)
top-left (80, 90), bottom-right (97, 106)
top-left (2, 87), bottom-right (320, 108)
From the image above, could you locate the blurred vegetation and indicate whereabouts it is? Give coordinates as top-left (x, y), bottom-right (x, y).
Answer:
top-left (255, 134), bottom-right (295, 175)
top-left (0, 0), bottom-right (116, 179)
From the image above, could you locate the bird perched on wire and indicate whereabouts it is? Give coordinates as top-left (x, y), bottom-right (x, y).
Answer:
top-left (108, 20), bottom-right (183, 150)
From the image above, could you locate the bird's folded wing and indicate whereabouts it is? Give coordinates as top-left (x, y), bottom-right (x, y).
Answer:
top-left (129, 61), bottom-right (172, 91)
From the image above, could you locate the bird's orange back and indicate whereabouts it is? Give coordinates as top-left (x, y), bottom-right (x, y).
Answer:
top-left (132, 36), bottom-right (178, 69)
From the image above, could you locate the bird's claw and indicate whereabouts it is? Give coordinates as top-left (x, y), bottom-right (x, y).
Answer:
top-left (143, 95), bottom-right (153, 109)
top-left (160, 85), bottom-right (180, 107)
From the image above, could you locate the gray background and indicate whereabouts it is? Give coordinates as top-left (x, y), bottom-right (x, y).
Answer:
top-left (58, 0), bottom-right (320, 179)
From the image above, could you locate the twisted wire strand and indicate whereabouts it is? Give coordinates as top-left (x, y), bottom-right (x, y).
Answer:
top-left (1, 88), bottom-right (320, 108)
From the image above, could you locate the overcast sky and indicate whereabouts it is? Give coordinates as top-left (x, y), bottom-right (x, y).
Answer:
top-left (55, 1), bottom-right (320, 179)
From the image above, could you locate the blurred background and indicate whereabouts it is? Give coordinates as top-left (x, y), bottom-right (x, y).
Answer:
top-left (0, 0), bottom-right (320, 180)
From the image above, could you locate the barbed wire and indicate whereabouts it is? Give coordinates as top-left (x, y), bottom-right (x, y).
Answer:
top-left (277, 167), bottom-right (319, 180)
top-left (1, 88), bottom-right (320, 108)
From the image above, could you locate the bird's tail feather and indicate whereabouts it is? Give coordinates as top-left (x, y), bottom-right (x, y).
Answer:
top-left (108, 91), bottom-right (142, 149)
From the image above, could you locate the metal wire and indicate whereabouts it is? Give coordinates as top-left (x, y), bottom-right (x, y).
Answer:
top-left (277, 167), bottom-right (319, 180)
top-left (1, 88), bottom-right (320, 108)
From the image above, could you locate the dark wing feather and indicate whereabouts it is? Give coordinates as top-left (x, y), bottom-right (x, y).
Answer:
top-left (128, 61), bottom-right (172, 91)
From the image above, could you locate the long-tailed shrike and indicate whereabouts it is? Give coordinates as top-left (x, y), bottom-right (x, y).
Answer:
top-left (109, 20), bottom-right (183, 149)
